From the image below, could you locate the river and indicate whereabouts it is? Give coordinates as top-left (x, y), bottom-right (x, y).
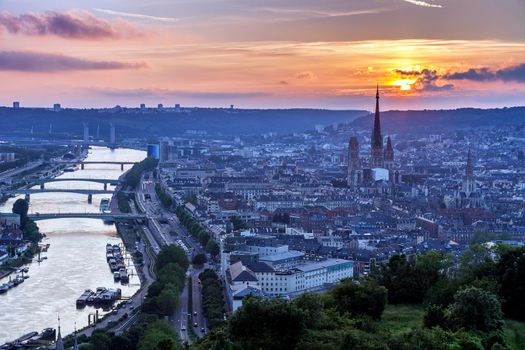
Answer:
top-left (0, 146), bottom-right (145, 343)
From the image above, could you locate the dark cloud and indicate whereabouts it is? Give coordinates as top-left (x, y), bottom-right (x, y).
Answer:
top-left (396, 68), bottom-right (454, 92)
top-left (445, 68), bottom-right (495, 81)
top-left (0, 11), bottom-right (137, 39)
top-left (496, 63), bottom-right (525, 82)
top-left (445, 63), bottom-right (525, 83)
top-left (0, 51), bottom-right (146, 72)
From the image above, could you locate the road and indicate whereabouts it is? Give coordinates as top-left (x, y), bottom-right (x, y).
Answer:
top-left (0, 160), bottom-right (44, 180)
top-left (135, 172), bottom-right (208, 343)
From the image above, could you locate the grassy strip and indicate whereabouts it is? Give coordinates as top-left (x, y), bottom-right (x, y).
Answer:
top-left (379, 304), bottom-right (525, 349)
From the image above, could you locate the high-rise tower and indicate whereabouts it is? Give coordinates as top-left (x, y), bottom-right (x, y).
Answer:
top-left (371, 85), bottom-right (384, 167)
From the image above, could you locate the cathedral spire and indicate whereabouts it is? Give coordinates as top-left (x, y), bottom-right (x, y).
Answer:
top-left (466, 146), bottom-right (473, 178)
top-left (371, 85), bottom-right (384, 167)
top-left (73, 323), bottom-right (79, 350)
top-left (55, 316), bottom-right (64, 350)
top-left (372, 84), bottom-right (382, 148)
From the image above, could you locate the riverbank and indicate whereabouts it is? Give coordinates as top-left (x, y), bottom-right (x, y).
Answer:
top-left (0, 149), bottom-right (89, 206)
top-left (0, 146), bottom-right (145, 343)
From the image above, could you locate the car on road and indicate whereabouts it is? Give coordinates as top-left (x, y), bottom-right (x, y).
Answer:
top-left (193, 322), bottom-right (198, 327)
top-left (193, 311), bottom-right (197, 316)
top-left (201, 327), bottom-right (205, 333)
top-left (181, 326), bottom-right (186, 331)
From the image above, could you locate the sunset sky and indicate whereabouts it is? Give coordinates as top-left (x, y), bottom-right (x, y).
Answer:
top-left (1, 0), bottom-right (525, 109)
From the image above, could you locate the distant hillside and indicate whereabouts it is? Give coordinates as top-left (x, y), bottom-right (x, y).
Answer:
top-left (0, 108), bottom-right (367, 138)
top-left (350, 107), bottom-right (525, 135)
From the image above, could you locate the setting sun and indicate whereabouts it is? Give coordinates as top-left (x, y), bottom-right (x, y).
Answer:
top-left (392, 79), bottom-right (416, 91)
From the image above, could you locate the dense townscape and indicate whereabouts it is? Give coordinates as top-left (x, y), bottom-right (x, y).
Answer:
top-left (0, 88), bottom-right (524, 350)
top-left (2, 0), bottom-right (525, 349)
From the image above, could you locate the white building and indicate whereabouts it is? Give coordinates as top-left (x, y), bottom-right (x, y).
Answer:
top-left (227, 258), bottom-right (353, 304)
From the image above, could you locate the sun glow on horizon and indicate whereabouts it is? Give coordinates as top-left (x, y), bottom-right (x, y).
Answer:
top-left (392, 79), bottom-right (416, 91)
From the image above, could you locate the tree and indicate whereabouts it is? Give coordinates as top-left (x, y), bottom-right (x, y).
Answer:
top-left (230, 216), bottom-right (248, 231)
top-left (388, 328), bottom-right (458, 350)
top-left (423, 304), bottom-right (447, 329)
top-left (372, 254), bottom-right (418, 304)
top-left (497, 246), bottom-right (525, 321)
top-left (228, 298), bottom-right (305, 350)
top-left (191, 329), bottom-right (233, 350)
top-left (156, 245), bottom-right (189, 272)
top-left (137, 320), bottom-right (180, 350)
top-left (205, 239), bottom-right (220, 257)
top-left (373, 252), bottom-right (449, 305)
top-left (447, 287), bottom-right (503, 332)
top-left (330, 279), bottom-right (387, 320)
top-left (192, 253), bottom-right (208, 266)
top-left (340, 329), bottom-right (388, 350)
top-left (12, 198), bottom-right (29, 226)
top-left (293, 293), bottom-right (325, 328)
top-left (156, 288), bottom-right (178, 316)
top-left (89, 330), bottom-right (112, 350)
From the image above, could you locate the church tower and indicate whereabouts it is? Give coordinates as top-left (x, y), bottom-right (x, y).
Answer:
top-left (384, 136), bottom-right (394, 169)
top-left (454, 146), bottom-right (482, 208)
top-left (371, 85), bottom-right (384, 168)
top-left (462, 147), bottom-right (476, 196)
top-left (55, 317), bottom-right (64, 350)
top-left (347, 137), bottom-right (362, 188)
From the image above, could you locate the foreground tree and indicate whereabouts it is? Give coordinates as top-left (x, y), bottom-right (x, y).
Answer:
top-left (137, 320), bottom-right (180, 350)
top-left (497, 247), bottom-right (525, 321)
top-left (228, 297), bottom-right (305, 350)
top-left (447, 287), bottom-right (503, 333)
top-left (330, 279), bottom-right (387, 320)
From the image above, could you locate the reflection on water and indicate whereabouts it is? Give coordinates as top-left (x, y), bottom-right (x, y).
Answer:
top-left (0, 147), bottom-right (145, 343)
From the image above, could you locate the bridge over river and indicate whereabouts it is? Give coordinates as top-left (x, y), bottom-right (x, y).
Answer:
top-left (28, 212), bottom-right (147, 222)
top-left (52, 160), bottom-right (137, 170)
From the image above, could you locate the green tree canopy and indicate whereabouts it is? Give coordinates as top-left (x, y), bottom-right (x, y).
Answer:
top-left (447, 287), bottom-right (503, 333)
top-left (228, 298), bottom-right (305, 350)
top-left (12, 198), bottom-right (29, 226)
top-left (330, 279), bottom-right (387, 320)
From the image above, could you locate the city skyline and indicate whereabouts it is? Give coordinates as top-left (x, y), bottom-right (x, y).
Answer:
top-left (1, 0), bottom-right (525, 109)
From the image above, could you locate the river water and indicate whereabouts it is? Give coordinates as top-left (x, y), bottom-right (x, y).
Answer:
top-left (0, 146), bottom-right (145, 343)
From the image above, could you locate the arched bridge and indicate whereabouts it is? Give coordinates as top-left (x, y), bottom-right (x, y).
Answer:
top-left (28, 212), bottom-right (147, 222)
top-left (52, 160), bottom-right (138, 170)
top-left (33, 178), bottom-right (118, 186)
top-left (32, 178), bottom-right (118, 190)
top-left (13, 189), bottom-right (113, 195)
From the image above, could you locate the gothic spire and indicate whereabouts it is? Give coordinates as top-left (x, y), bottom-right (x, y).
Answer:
top-left (55, 316), bottom-right (64, 350)
top-left (73, 323), bottom-right (79, 350)
top-left (372, 84), bottom-right (382, 148)
top-left (466, 146), bottom-right (474, 178)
